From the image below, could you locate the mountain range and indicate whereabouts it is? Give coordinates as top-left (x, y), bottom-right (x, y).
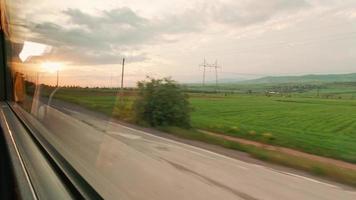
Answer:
top-left (237, 73), bottom-right (356, 84)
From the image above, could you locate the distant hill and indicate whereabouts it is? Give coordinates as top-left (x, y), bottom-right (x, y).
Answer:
top-left (208, 77), bottom-right (248, 84)
top-left (239, 73), bottom-right (356, 84)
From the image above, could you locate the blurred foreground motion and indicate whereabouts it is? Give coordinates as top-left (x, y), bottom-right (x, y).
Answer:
top-left (2, 0), bottom-right (356, 199)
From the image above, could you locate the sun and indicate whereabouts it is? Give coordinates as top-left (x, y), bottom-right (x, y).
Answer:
top-left (41, 62), bottom-right (62, 73)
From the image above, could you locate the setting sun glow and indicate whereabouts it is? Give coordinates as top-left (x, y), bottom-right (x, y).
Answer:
top-left (41, 62), bottom-right (62, 73)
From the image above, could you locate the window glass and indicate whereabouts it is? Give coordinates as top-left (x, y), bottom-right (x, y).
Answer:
top-left (4, 0), bottom-right (356, 199)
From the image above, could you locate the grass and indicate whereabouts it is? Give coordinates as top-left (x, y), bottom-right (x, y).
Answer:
top-left (190, 94), bottom-right (356, 163)
top-left (53, 88), bottom-right (135, 120)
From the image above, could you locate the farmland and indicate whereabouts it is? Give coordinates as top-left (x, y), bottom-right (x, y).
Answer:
top-left (37, 81), bottom-right (356, 163)
top-left (190, 94), bottom-right (356, 163)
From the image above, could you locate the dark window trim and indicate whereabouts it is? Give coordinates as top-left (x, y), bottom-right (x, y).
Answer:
top-left (0, 0), bottom-right (12, 101)
top-left (0, 103), bottom-right (73, 199)
top-left (10, 103), bottom-right (104, 200)
top-left (0, 21), bottom-right (7, 101)
top-left (0, 122), bottom-right (16, 199)
top-left (0, 104), bottom-right (36, 199)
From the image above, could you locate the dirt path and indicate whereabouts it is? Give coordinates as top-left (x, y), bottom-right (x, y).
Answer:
top-left (199, 129), bottom-right (356, 171)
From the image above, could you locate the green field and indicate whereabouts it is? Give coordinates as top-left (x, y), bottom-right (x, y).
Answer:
top-left (190, 94), bottom-right (356, 163)
top-left (39, 81), bottom-right (356, 163)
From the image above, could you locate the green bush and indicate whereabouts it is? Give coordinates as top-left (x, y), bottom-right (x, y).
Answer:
top-left (134, 77), bottom-right (191, 127)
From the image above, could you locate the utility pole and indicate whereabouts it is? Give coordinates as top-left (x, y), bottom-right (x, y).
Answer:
top-left (110, 74), bottom-right (112, 89)
top-left (56, 70), bottom-right (59, 87)
top-left (120, 58), bottom-right (125, 104)
top-left (36, 72), bottom-right (39, 85)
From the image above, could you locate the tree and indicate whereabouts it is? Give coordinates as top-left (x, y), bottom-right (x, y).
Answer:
top-left (134, 77), bottom-right (191, 127)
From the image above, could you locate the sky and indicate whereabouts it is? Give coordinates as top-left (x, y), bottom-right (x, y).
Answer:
top-left (7, 0), bottom-right (356, 87)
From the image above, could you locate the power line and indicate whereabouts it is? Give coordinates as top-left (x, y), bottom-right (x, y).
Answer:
top-left (199, 58), bottom-right (221, 90)
top-left (201, 57), bottom-right (206, 86)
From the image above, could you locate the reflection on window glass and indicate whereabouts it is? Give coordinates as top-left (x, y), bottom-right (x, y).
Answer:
top-left (4, 0), bottom-right (356, 199)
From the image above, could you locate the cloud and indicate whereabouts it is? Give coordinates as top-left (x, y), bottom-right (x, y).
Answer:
top-left (54, 47), bottom-right (147, 65)
top-left (32, 7), bottom-right (205, 47)
top-left (28, 0), bottom-right (311, 65)
top-left (29, 7), bottom-right (206, 65)
top-left (63, 7), bottom-right (149, 30)
top-left (208, 0), bottom-right (310, 25)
